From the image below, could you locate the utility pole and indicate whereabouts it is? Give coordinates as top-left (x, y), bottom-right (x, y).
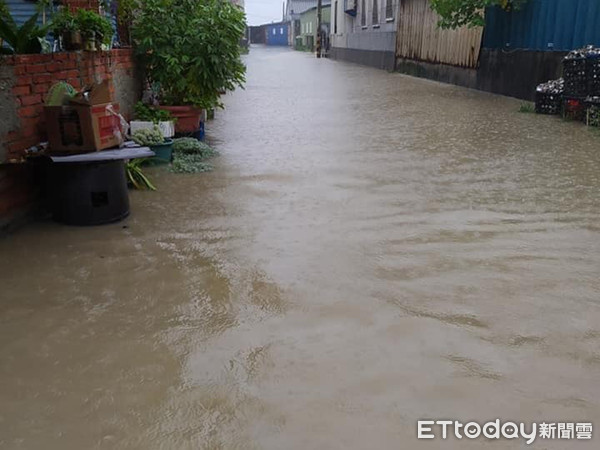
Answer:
top-left (316, 0), bottom-right (322, 58)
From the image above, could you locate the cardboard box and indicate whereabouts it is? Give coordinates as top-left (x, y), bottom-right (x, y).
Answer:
top-left (45, 81), bottom-right (124, 155)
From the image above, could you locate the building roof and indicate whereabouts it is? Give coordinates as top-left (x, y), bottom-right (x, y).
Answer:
top-left (285, 0), bottom-right (331, 20)
top-left (300, 4), bottom-right (331, 16)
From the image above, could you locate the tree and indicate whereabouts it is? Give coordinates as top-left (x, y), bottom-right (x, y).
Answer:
top-left (133, 0), bottom-right (246, 109)
top-left (430, 0), bottom-right (528, 29)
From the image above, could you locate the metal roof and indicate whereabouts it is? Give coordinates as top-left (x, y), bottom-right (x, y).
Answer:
top-left (286, 0), bottom-right (331, 19)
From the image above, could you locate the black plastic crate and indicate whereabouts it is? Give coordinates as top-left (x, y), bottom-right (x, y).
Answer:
top-left (587, 55), bottom-right (600, 96)
top-left (535, 78), bottom-right (563, 115)
top-left (563, 57), bottom-right (588, 97)
top-left (535, 91), bottom-right (562, 115)
top-left (585, 97), bottom-right (600, 126)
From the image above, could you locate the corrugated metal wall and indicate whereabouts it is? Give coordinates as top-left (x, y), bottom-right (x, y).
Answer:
top-left (6, 0), bottom-right (42, 27)
top-left (396, 0), bottom-right (483, 68)
top-left (483, 0), bottom-right (600, 51)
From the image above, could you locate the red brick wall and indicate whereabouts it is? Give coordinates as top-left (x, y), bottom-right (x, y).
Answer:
top-left (0, 49), bottom-right (138, 231)
top-left (1, 49), bottom-right (135, 163)
top-left (64, 0), bottom-right (100, 13)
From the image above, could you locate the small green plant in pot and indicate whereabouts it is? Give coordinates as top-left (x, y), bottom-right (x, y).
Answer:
top-left (76, 9), bottom-right (112, 51)
top-left (52, 7), bottom-right (81, 51)
top-left (132, 127), bottom-right (174, 164)
top-left (130, 101), bottom-right (176, 138)
top-left (133, 0), bottom-right (246, 132)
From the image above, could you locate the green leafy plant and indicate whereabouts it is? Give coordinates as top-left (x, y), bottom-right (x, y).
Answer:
top-left (126, 158), bottom-right (157, 190)
top-left (0, 1), bottom-right (8, 19)
top-left (132, 127), bottom-right (165, 146)
top-left (134, 101), bottom-right (173, 123)
top-left (35, 0), bottom-right (53, 25)
top-left (76, 8), bottom-right (113, 44)
top-left (170, 137), bottom-right (217, 173)
top-left (518, 102), bottom-right (534, 113)
top-left (116, 0), bottom-right (137, 45)
top-left (0, 7), bottom-right (51, 54)
top-left (51, 8), bottom-right (78, 36)
top-left (133, 0), bottom-right (246, 109)
top-left (171, 154), bottom-right (213, 173)
top-left (430, 0), bottom-right (529, 29)
top-left (172, 137), bottom-right (218, 158)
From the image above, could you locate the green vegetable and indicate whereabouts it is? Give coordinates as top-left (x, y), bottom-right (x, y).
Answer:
top-left (172, 137), bottom-right (218, 157)
top-left (132, 127), bottom-right (164, 146)
top-left (170, 154), bottom-right (213, 173)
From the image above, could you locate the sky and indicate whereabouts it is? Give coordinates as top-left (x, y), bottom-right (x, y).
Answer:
top-left (245, 0), bottom-right (287, 26)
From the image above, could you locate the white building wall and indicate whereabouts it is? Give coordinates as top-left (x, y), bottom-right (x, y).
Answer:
top-left (330, 0), bottom-right (398, 52)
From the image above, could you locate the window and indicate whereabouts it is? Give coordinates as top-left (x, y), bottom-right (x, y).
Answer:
top-left (372, 0), bottom-right (379, 25)
top-left (334, 1), bottom-right (338, 34)
top-left (280, 27), bottom-right (283, 34)
top-left (361, 0), bottom-right (366, 27)
top-left (385, 0), bottom-right (394, 21)
top-left (309, 22), bottom-right (312, 33)
top-left (272, 29), bottom-right (276, 35)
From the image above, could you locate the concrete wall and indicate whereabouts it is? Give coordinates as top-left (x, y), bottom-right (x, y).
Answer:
top-left (394, 49), bottom-right (567, 102)
top-left (477, 49), bottom-right (566, 101)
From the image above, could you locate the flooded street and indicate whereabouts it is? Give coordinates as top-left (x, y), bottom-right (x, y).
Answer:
top-left (1, 46), bottom-right (600, 448)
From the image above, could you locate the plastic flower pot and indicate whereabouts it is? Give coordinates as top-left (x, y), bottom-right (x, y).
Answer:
top-left (157, 106), bottom-right (204, 133)
top-left (148, 139), bottom-right (173, 164)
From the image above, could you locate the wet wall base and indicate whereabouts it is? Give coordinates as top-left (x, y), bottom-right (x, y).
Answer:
top-left (476, 49), bottom-right (567, 101)
top-left (393, 49), bottom-right (567, 101)
top-left (395, 58), bottom-right (478, 90)
top-left (330, 47), bottom-right (396, 71)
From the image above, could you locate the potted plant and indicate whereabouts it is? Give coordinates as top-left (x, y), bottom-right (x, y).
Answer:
top-left (76, 9), bottom-right (112, 51)
top-left (132, 0), bottom-right (246, 133)
top-left (132, 126), bottom-right (174, 164)
top-left (51, 8), bottom-right (81, 51)
top-left (96, 12), bottom-right (113, 50)
top-left (130, 101), bottom-right (175, 139)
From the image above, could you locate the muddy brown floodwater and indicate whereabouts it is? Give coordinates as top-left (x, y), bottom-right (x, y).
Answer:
top-left (1, 46), bottom-right (600, 449)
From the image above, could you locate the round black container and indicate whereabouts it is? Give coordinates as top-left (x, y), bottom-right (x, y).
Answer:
top-left (48, 160), bottom-right (130, 226)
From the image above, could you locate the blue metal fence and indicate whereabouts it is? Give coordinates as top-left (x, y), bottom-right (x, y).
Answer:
top-left (483, 0), bottom-right (600, 51)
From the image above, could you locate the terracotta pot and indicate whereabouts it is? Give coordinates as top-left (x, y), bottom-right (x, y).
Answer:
top-left (157, 105), bottom-right (204, 133)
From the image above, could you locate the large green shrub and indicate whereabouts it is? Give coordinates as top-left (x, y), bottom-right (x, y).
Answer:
top-left (132, 0), bottom-right (246, 109)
